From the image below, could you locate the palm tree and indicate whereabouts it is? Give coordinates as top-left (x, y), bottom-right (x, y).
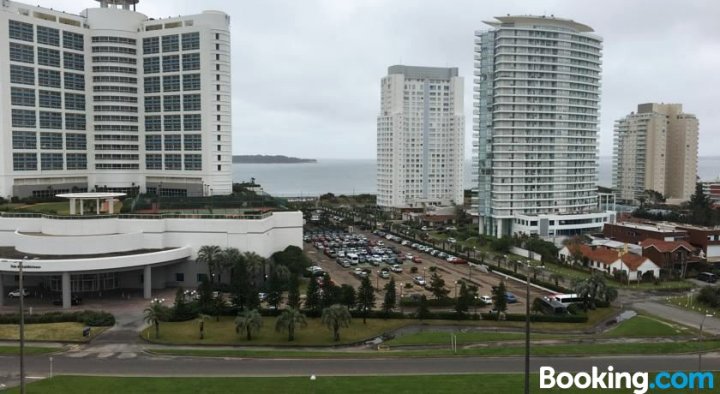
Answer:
top-left (479, 251), bottom-right (488, 264)
top-left (244, 251), bottom-right (266, 286)
top-left (321, 304), bottom-right (352, 342)
top-left (197, 245), bottom-right (223, 284)
top-left (275, 308), bottom-right (308, 341)
top-left (574, 272), bottom-right (615, 309)
top-left (143, 302), bottom-right (166, 339)
top-left (493, 255), bottom-right (504, 268)
top-left (235, 309), bottom-right (263, 341)
top-left (197, 314), bottom-right (210, 340)
top-left (220, 247), bottom-right (242, 283)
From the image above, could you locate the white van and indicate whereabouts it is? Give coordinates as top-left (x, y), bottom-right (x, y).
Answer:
top-left (347, 253), bottom-right (359, 265)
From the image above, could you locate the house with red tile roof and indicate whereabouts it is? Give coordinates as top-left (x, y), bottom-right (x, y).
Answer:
top-left (559, 244), bottom-right (660, 281)
top-left (640, 238), bottom-right (697, 276)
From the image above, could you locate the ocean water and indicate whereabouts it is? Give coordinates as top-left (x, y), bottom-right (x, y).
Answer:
top-left (233, 157), bottom-right (720, 197)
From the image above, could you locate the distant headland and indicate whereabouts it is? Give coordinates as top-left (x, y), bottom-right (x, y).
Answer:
top-left (232, 155), bottom-right (317, 164)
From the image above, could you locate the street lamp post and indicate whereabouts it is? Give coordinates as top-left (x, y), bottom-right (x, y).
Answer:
top-left (524, 259), bottom-right (530, 394)
top-left (454, 281), bottom-right (459, 299)
top-left (400, 283), bottom-right (404, 315)
top-left (19, 255), bottom-right (27, 394)
top-left (699, 313), bottom-right (713, 371)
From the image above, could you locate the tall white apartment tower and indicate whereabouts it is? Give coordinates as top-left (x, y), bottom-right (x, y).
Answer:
top-left (473, 16), bottom-right (614, 238)
top-left (613, 103), bottom-right (698, 204)
top-left (0, 0), bottom-right (232, 198)
top-left (377, 65), bottom-right (464, 208)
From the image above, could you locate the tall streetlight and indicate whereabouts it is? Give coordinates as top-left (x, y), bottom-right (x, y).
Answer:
top-left (19, 255), bottom-right (27, 394)
top-left (698, 313), bottom-right (713, 371)
top-left (524, 259), bottom-right (530, 394)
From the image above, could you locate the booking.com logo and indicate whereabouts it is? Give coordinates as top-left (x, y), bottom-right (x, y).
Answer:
top-left (540, 366), bottom-right (714, 393)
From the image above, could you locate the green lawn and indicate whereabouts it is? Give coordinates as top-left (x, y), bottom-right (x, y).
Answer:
top-left (150, 339), bottom-right (720, 359)
top-left (142, 316), bottom-right (409, 346)
top-left (666, 295), bottom-right (720, 316)
top-left (0, 345), bottom-right (61, 355)
top-left (0, 322), bottom-right (106, 342)
top-left (9, 374), bottom-right (699, 394)
top-left (386, 331), bottom-right (564, 346)
top-left (601, 315), bottom-right (693, 338)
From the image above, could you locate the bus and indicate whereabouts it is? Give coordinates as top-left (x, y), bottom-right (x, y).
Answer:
top-left (539, 297), bottom-right (568, 315)
top-left (549, 293), bottom-right (583, 306)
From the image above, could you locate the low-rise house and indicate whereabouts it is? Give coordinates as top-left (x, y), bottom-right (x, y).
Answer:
top-left (640, 238), bottom-right (697, 276)
top-left (559, 244), bottom-right (660, 281)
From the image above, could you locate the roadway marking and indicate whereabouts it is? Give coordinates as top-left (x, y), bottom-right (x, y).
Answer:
top-left (65, 351), bottom-right (90, 358)
top-left (117, 352), bottom-right (137, 359)
top-left (97, 352), bottom-right (115, 358)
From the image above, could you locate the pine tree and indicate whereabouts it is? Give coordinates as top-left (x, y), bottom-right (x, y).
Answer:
top-left (428, 271), bottom-right (450, 300)
top-left (455, 281), bottom-right (472, 315)
top-left (382, 277), bottom-right (397, 316)
top-left (492, 281), bottom-right (508, 319)
top-left (357, 276), bottom-right (375, 324)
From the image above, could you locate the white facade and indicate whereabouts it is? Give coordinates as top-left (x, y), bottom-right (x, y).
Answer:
top-left (473, 15), bottom-right (612, 238)
top-left (377, 65), bottom-right (464, 208)
top-left (0, 211), bottom-right (303, 307)
top-left (0, 0), bottom-right (232, 198)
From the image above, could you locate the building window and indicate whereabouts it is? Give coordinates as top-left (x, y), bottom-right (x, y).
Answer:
top-left (183, 114), bottom-right (201, 131)
top-left (145, 96), bottom-right (161, 112)
top-left (12, 131), bottom-right (36, 149)
top-left (182, 53), bottom-right (200, 71)
top-left (146, 154), bottom-right (162, 169)
top-left (13, 153), bottom-right (37, 171)
top-left (66, 153), bottom-right (87, 170)
top-left (65, 133), bottom-right (87, 150)
top-left (184, 134), bottom-right (202, 151)
top-left (37, 47), bottom-right (61, 67)
top-left (12, 109), bottom-right (36, 128)
top-left (63, 52), bottom-right (85, 71)
top-left (36, 26), bottom-right (60, 46)
top-left (143, 37), bottom-right (159, 54)
top-left (40, 132), bottom-right (63, 149)
top-left (184, 154), bottom-right (201, 170)
top-left (9, 20), bottom-right (34, 42)
top-left (197, 273), bottom-right (208, 283)
top-left (144, 76), bottom-right (161, 93)
top-left (9, 42), bottom-right (34, 63)
top-left (65, 93), bottom-right (86, 111)
top-left (162, 35), bottom-right (179, 52)
top-left (41, 153), bottom-right (64, 170)
top-left (11, 87), bottom-right (35, 107)
top-left (164, 115), bottom-right (181, 131)
top-left (10, 65), bottom-right (35, 85)
top-left (164, 134), bottom-right (181, 150)
top-left (164, 153), bottom-right (181, 170)
top-left (163, 75), bottom-right (181, 92)
top-left (143, 56), bottom-right (160, 74)
top-left (162, 55), bottom-right (180, 72)
top-left (183, 94), bottom-right (201, 111)
top-left (39, 90), bottom-right (62, 109)
top-left (182, 32), bottom-right (199, 50)
top-left (92, 46), bottom-right (136, 55)
top-left (64, 72), bottom-right (85, 91)
top-left (65, 113), bottom-right (86, 130)
top-left (145, 115), bottom-right (162, 132)
top-left (163, 95), bottom-right (181, 112)
top-left (145, 135), bottom-right (162, 151)
top-left (92, 36), bottom-right (136, 45)
top-left (175, 273), bottom-right (185, 282)
top-left (183, 73), bottom-right (200, 91)
top-left (63, 31), bottom-right (84, 51)
top-left (39, 111), bottom-right (62, 130)
top-left (38, 68), bottom-right (61, 88)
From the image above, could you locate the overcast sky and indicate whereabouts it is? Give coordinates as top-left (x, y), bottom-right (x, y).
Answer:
top-left (51, 0), bottom-right (720, 159)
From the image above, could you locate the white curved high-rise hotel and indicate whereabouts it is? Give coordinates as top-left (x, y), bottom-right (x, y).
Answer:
top-left (473, 16), bottom-right (614, 238)
top-left (0, 0), bottom-right (232, 198)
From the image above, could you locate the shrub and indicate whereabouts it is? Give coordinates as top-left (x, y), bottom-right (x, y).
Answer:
top-left (0, 311), bottom-right (115, 326)
top-left (480, 313), bottom-right (588, 323)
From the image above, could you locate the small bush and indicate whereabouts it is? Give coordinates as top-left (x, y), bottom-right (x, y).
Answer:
top-left (0, 311), bottom-right (115, 326)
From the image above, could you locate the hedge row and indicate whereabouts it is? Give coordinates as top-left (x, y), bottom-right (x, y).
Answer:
top-left (0, 311), bottom-right (115, 326)
top-left (480, 312), bottom-right (588, 323)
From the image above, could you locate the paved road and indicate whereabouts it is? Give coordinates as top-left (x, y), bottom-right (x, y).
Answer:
top-left (2, 353), bottom-right (720, 381)
top-left (632, 301), bottom-right (720, 335)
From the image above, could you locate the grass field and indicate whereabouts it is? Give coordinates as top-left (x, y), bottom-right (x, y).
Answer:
top-left (386, 331), bottom-right (565, 346)
top-left (0, 322), bottom-right (106, 342)
top-left (142, 316), bottom-right (409, 345)
top-left (0, 346), bottom-right (61, 355)
top-left (150, 339), bottom-right (720, 359)
top-left (601, 315), bottom-right (693, 338)
top-left (8, 374), bottom-right (698, 394)
top-left (666, 295), bottom-right (720, 316)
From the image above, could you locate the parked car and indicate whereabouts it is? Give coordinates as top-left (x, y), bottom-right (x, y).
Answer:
top-left (479, 295), bottom-right (492, 305)
top-left (378, 269), bottom-right (390, 279)
top-left (447, 238), bottom-right (457, 244)
top-left (53, 295), bottom-right (82, 306)
top-left (413, 276), bottom-right (426, 286)
top-left (390, 264), bottom-right (403, 273)
top-left (412, 256), bottom-right (422, 264)
top-left (7, 288), bottom-right (29, 298)
top-left (505, 292), bottom-right (518, 303)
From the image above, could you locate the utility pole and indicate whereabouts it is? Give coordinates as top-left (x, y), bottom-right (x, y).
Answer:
top-left (19, 256), bottom-right (27, 394)
top-left (524, 259), bottom-right (530, 394)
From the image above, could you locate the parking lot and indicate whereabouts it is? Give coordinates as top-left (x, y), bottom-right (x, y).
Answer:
top-left (304, 228), bottom-right (550, 313)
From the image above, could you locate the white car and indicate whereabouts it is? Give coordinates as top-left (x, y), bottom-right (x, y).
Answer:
top-left (390, 264), bottom-right (403, 273)
top-left (8, 288), bottom-right (29, 298)
top-left (479, 295), bottom-right (492, 305)
top-left (413, 276), bottom-right (426, 286)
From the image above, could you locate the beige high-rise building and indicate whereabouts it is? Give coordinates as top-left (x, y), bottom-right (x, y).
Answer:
top-left (613, 103), bottom-right (698, 204)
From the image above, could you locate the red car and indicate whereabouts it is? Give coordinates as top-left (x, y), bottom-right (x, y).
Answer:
top-left (412, 256), bottom-right (422, 264)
